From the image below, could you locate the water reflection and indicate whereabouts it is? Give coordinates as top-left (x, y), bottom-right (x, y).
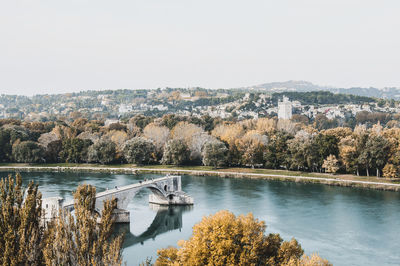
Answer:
top-left (116, 204), bottom-right (193, 248)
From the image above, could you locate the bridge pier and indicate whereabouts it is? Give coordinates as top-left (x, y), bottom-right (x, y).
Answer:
top-left (113, 209), bottom-right (130, 223)
top-left (149, 191), bottom-right (194, 205)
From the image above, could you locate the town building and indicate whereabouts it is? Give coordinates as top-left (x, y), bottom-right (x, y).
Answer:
top-left (278, 96), bottom-right (292, 120)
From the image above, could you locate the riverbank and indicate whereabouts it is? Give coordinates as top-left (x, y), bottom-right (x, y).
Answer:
top-left (1, 163), bottom-right (400, 192)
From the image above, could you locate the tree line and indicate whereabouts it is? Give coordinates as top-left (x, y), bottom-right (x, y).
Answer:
top-left (0, 115), bottom-right (400, 178)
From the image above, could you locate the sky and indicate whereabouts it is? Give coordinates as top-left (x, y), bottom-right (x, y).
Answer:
top-left (0, 0), bottom-right (399, 96)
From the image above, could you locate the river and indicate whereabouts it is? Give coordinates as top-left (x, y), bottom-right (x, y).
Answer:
top-left (2, 171), bottom-right (400, 265)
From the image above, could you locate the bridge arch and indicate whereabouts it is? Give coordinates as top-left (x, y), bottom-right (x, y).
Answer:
top-left (92, 175), bottom-right (191, 213)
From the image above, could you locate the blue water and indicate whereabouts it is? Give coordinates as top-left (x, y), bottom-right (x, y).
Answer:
top-left (3, 171), bottom-right (400, 266)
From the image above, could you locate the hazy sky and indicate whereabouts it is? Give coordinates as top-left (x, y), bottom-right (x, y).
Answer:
top-left (1, 0), bottom-right (399, 95)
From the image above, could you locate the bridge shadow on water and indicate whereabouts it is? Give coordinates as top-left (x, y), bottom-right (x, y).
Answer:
top-left (114, 204), bottom-right (193, 248)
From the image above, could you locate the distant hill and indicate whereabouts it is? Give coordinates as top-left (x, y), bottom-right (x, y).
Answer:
top-left (242, 80), bottom-right (400, 100)
top-left (244, 80), bottom-right (328, 92)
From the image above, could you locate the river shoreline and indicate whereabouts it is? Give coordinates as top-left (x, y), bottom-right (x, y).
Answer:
top-left (1, 165), bottom-right (400, 192)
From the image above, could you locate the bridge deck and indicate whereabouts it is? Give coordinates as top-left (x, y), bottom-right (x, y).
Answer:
top-left (63, 175), bottom-right (179, 209)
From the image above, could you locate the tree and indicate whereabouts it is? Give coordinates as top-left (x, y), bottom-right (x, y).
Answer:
top-left (59, 138), bottom-right (93, 163)
top-left (264, 131), bottom-right (293, 169)
top-left (156, 210), bottom-right (316, 266)
top-left (0, 174), bottom-right (124, 265)
top-left (314, 114), bottom-right (338, 130)
top-left (0, 174), bottom-right (43, 265)
top-left (12, 140), bottom-right (44, 163)
top-left (190, 133), bottom-right (216, 163)
top-left (255, 118), bottom-right (277, 134)
top-left (107, 130), bottom-right (129, 152)
top-left (143, 123), bottom-right (170, 157)
top-left (298, 254), bottom-right (331, 266)
top-left (361, 135), bottom-right (390, 177)
top-left (352, 126), bottom-right (369, 176)
top-left (315, 134), bottom-right (339, 171)
top-left (44, 140), bottom-right (63, 163)
top-left (383, 163), bottom-right (398, 179)
top-left (202, 140), bottom-right (228, 168)
top-left (0, 128), bottom-right (12, 162)
top-left (129, 115), bottom-right (153, 130)
top-left (236, 131), bottom-right (267, 168)
top-left (339, 141), bottom-right (358, 174)
top-left (87, 140), bottom-right (117, 164)
top-left (212, 123), bottom-right (244, 167)
top-left (161, 139), bottom-right (190, 165)
top-left (323, 127), bottom-right (352, 140)
top-left (322, 155), bottom-right (339, 174)
top-left (160, 114), bottom-right (182, 130)
top-left (43, 184), bottom-right (123, 265)
top-left (123, 137), bottom-right (156, 165)
top-left (277, 119), bottom-right (297, 135)
top-left (212, 123), bottom-right (244, 146)
top-left (287, 131), bottom-right (318, 172)
top-left (108, 123), bottom-right (127, 132)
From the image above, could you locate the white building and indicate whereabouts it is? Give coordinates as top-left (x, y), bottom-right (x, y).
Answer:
top-left (118, 104), bottom-right (133, 114)
top-left (105, 119), bottom-right (119, 126)
top-left (278, 96), bottom-right (292, 120)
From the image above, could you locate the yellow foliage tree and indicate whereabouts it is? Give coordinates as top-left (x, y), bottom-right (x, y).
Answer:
top-left (212, 123), bottom-right (244, 145)
top-left (171, 122), bottom-right (203, 144)
top-left (156, 210), bottom-right (314, 266)
top-left (256, 118), bottom-right (277, 134)
top-left (322, 155), bottom-right (339, 174)
top-left (143, 123), bottom-right (170, 153)
top-left (383, 163), bottom-right (398, 179)
top-left (236, 131), bottom-right (267, 168)
top-left (106, 130), bottom-right (129, 152)
top-left (0, 174), bottom-right (43, 265)
top-left (339, 136), bottom-right (358, 174)
top-left (294, 254), bottom-right (332, 266)
top-left (43, 184), bottom-right (123, 266)
top-left (323, 127), bottom-right (352, 140)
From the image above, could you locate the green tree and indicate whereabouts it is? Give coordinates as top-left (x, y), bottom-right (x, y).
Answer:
top-left (362, 135), bottom-right (390, 177)
top-left (156, 210), bottom-right (327, 266)
top-left (87, 140), bottom-right (117, 164)
top-left (12, 140), bottom-right (44, 163)
top-left (264, 131), bottom-right (293, 169)
top-left (202, 140), bottom-right (228, 168)
top-left (287, 131), bottom-right (318, 171)
top-left (161, 139), bottom-right (190, 165)
top-left (123, 137), bottom-right (156, 165)
top-left (0, 174), bottom-right (43, 265)
top-left (44, 140), bottom-right (63, 163)
top-left (59, 138), bottom-right (93, 163)
top-left (0, 128), bottom-right (12, 162)
top-left (315, 133), bottom-right (339, 171)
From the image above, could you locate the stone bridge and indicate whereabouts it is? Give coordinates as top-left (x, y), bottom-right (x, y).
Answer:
top-left (43, 175), bottom-right (193, 223)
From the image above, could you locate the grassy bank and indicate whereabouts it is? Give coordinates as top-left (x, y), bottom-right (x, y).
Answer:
top-left (1, 163), bottom-right (399, 192)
